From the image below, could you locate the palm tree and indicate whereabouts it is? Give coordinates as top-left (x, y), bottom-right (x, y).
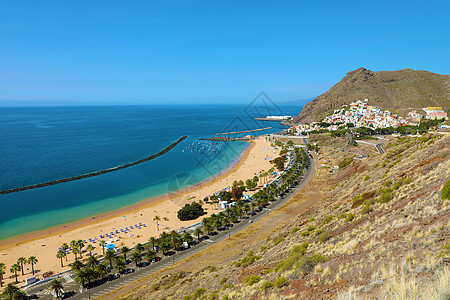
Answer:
top-left (183, 232), bottom-right (193, 244)
top-left (120, 246), bottom-right (130, 261)
top-left (148, 237), bottom-right (157, 251)
top-left (77, 240), bottom-right (85, 258)
top-left (130, 251), bottom-right (142, 267)
top-left (99, 240), bottom-right (107, 256)
top-left (49, 279), bottom-right (64, 297)
top-left (114, 258), bottom-right (126, 273)
top-left (86, 255), bottom-right (99, 269)
top-left (2, 283), bottom-right (20, 298)
top-left (61, 243), bottom-right (69, 261)
top-left (57, 250), bottom-right (66, 267)
top-left (86, 244), bottom-right (95, 257)
top-left (10, 263), bottom-right (20, 283)
top-left (144, 249), bottom-right (156, 262)
top-left (104, 250), bottom-right (116, 268)
top-left (72, 246), bottom-right (79, 261)
top-left (135, 243), bottom-right (144, 254)
top-left (96, 263), bottom-right (109, 280)
top-left (153, 215), bottom-right (161, 231)
top-left (163, 216), bottom-right (169, 222)
top-left (0, 262), bottom-right (6, 287)
top-left (74, 269), bottom-right (89, 288)
top-left (194, 228), bottom-right (203, 240)
top-left (70, 259), bottom-right (84, 272)
top-left (17, 257), bottom-right (27, 276)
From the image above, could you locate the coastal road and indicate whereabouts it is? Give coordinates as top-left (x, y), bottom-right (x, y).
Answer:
top-left (375, 143), bottom-right (385, 154)
top-left (25, 154), bottom-right (315, 300)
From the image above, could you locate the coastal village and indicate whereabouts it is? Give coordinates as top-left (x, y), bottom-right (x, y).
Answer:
top-left (290, 99), bottom-right (448, 134)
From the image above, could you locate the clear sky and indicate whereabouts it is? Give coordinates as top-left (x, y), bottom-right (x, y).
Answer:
top-left (0, 0), bottom-right (449, 106)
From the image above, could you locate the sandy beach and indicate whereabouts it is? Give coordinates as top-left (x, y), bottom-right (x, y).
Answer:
top-left (0, 136), bottom-right (279, 287)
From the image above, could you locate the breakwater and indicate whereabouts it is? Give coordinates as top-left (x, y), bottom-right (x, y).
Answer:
top-left (214, 127), bottom-right (272, 135)
top-left (0, 136), bottom-right (187, 195)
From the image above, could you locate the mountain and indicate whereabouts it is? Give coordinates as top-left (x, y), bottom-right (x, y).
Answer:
top-left (294, 68), bottom-right (450, 123)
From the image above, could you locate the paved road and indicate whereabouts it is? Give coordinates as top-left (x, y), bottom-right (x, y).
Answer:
top-left (375, 143), bottom-right (385, 154)
top-left (25, 154), bottom-right (315, 300)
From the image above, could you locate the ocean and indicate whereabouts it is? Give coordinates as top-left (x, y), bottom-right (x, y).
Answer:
top-left (0, 103), bottom-right (301, 240)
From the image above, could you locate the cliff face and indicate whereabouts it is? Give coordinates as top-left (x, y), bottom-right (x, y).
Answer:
top-left (294, 67), bottom-right (450, 123)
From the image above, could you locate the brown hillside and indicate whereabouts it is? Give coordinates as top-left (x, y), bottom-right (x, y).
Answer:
top-left (295, 68), bottom-right (450, 123)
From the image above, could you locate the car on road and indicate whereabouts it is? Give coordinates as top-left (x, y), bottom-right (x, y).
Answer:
top-left (61, 291), bottom-right (75, 299)
top-left (151, 257), bottom-right (161, 263)
top-left (138, 262), bottom-right (149, 267)
top-left (123, 268), bottom-right (135, 274)
top-left (113, 273), bottom-right (120, 279)
top-left (248, 220), bottom-right (253, 223)
top-left (27, 294), bottom-right (39, 299)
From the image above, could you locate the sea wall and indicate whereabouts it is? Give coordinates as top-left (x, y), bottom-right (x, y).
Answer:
top-left (0, 136), bottom-right (187, 195)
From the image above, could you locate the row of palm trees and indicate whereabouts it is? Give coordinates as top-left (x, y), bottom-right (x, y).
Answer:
top-left (0, 256), bottom-right (38, 287)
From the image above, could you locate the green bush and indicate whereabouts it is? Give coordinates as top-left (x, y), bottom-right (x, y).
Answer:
top-left (338, 158), bottom-right (353, 169)
top-left (193, 288), bottom-right (206, 299)
top-left (443, 180), bottom-right (450, 200)
top-left (439, 242), bottom-right (450, 257)
top-left (261, 281), bottom-right (274, 290)
top-left (378, 191), bottom-right (393, 203)
top-left (274, 237), bottom-right (285, 246)
top-left (346, 213), bottom-right (355, 222)
top-left (364, 175), bottom-right (371, 181)
top-left (209, 290), bottom-right (219, 300)
top-left (319, 231), bottom-right (331, 243)
top-left (362, 204), bottom-right (373, 215)
top-left (322, 215), bottom-right (334, 225)
top-left (296, 254), bottom-right (327, 273)
top-left (290, 227), bottom-right (300, 235)
top-left (301, 231), bottom-right (310, 237)
top-left (315, 229), bottom-right (324, 237)
top-left (290, 243), bottom-right (309, 256)
top-left (244, 275), bottom-right (261, 286)
top-left (222, 284), bottom-right (234, 290)
top-left (383, 180), bottom-right (392, 187)
top-left (177, 201), bottom-right (205, 221)
top-left (306, 225), bottom-right (316, 232)
top-left (220, 277), bottom-right (228, 284)
top-left (234, 251), bottom-right (261, 268)
top-left (260, 246), bottom-right (268, 252)
top-left (275, 277), bottom-right (288, 288)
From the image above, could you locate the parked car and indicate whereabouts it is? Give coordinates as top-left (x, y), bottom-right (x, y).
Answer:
top-left (152, 257), bottom-right (161, 263)
top-left (27, 294), bottom-right (39, 299)
top-left (138, 262), bottom-right (149, 267)
top-left (124, 268), bottom-right (135, 274)
top-left (113, 273), bottom-right (120, 279)
top-left (60, 291), bottom-right (75, 299)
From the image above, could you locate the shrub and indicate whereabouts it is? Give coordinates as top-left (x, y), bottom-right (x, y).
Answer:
top-left (439, 242), bottom-right (450, 257)
top-left (260, 246), bottom-right (267, 252)
top-left (244, 275), bottom-right (261, 286)
top-left (315, 229), bottom-right (324, 237)
top-left (209, 290), bottom-right (219, 300)
top-left (378, 191), bottom-right (393, 203)
top-left (261, 281), bottom-right (274, 290)
top-left (234, 251), bottom-right (261, 268)
top-left (346, 213), bottom-right (355, 223)
top-left (383, 180), bottom-right (392, 187)
top-left (443, 180), bottom-right (450, 200)
top-left (290, 227), bottom-right (300, 235)
top-left (177, 201), bottom-right (205, 221)
top-left (301, 231), bottom-right (310, 237)
top-left (275, 277), bottom-right (288, 288)
top-left (222, 284), bottom-right (234, 290)
top-left (290, 242), bottom-right (309, 257)
top-left (364, 175), bottom-right (370, 181)
top-left (306, 225), bottom-right (316, 231)
top-left (362, 204), bottom-right (373, 215)
top-left (338, 158), bottom-right (353, 169)
top-left (274, 237), bottom-right (285, 246)
top-left (319, 232), bottom-right (331, 243)
top-left (322, 215), bottom-right (334, 225)
top-left (193, 288), bottom-right (206, 299)
top-left (296, 254), bottom-right (327, 273)
top-left (220, 277), bottom-right (228, 285)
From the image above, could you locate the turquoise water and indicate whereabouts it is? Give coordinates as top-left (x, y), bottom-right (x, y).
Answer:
top-left (0, 104), bottom-right (301, 239)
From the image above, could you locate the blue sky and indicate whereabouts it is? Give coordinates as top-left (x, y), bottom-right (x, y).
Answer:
top-left (0, 0), bottom-right (449, 106)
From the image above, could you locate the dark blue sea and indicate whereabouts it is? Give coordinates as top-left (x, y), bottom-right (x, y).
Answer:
top-left (0, 103), bottom-right (301, 239)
